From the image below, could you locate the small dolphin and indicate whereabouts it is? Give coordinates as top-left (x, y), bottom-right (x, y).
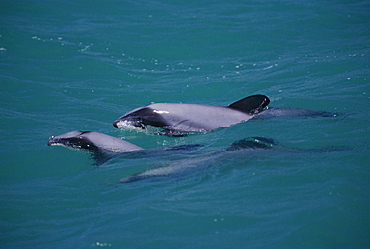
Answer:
top-left (48, 132), bottom-right (282, 182)
top-left (48, 133), bottom-right (344, 183)
top-left (48, 131), bottom-right (144, 164)
top-left (113, 94), bottom-right (334, 136)
top-left (113, 94), bottom-right (270, 135)
top-left (48, 131), bottom-right (144, 152)
top-left (47, 131), bottom-right (201, 164)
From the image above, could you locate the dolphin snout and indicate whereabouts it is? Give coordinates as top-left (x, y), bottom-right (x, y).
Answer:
top-left (47, 136), bottom-right (55, 146)
top-left (113, 120), bottom-right (120, 128)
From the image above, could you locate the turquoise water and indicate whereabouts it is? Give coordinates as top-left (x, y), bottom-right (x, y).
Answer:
top-left (1, 0), bottom-right (369, 248)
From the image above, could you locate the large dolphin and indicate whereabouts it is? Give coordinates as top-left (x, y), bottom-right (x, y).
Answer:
top-left (113, 94), bottom-right (333, 136)
top-left (113, 95), bottom-right (270, 135)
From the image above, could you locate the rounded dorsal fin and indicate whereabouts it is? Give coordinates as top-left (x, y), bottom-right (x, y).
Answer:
top-left (228, 94), bottom-right (270, 114)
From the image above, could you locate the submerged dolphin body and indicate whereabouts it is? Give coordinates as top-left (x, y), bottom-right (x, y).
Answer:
top-left (119, 137), bottom-right (282, 183)
top-left (120, 136), bottom-right (344, 183)
top-left (113, 95), bottom-right (270, 135)
top-left (113, 94), bottom-right (334, 135)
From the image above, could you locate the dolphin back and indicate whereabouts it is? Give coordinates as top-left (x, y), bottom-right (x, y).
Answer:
top-left (228, 94), bottom-right (270, 114)
top-left (226, 137), bottom-right (278, 151)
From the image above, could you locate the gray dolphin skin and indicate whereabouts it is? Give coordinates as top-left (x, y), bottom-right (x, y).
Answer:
top-left (113, 94), bottom-right (270, 134)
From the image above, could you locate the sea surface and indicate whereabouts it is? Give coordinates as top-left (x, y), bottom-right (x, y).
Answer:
top-left (0, 0), bottom-right (369, 248)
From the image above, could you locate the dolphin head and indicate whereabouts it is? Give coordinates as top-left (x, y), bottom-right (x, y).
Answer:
top-left (113, 115), bottom-right (146, 129)
top-left (47, 131), bottom-right (98, 150)
top-left (113, 106), bottom-right (168, 129)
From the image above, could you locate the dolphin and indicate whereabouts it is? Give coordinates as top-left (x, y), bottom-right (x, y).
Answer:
top-left (120, 136), bottom-right (346, 183)
top-left (48, 133), bottom-right (344, 183)
top-left (47, 132), bottom-right (282, 182)
top-left (48, 131), bottom-right (144, 152)
top-left (48, 131), bottom-right (144, 164)
top-left (47, 130), bottom-right (202, 164)
top-left (119, 137), bottom-right (283, 183)
top-left (112, 94), bottom-right (334, 136)
top-left (113, 94), bottom-right (270, 135)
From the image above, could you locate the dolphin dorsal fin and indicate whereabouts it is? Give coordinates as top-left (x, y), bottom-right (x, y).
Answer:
top-left (228, 94), bottom-right (270, 114)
